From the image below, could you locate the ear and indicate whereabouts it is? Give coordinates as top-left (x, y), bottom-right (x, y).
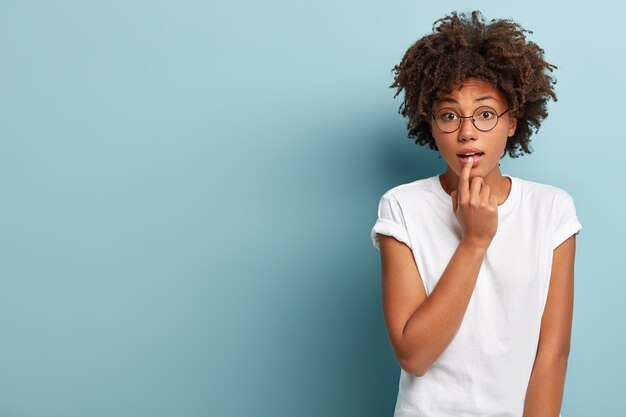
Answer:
top-left (507, 112), bottom-right (517, 137)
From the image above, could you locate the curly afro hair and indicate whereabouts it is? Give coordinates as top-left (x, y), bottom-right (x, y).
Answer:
top-left (390, 10), bottom-right (557, 158)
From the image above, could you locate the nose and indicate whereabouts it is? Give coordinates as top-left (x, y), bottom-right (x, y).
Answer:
top-left (458, 116), bottom-right (478, 141)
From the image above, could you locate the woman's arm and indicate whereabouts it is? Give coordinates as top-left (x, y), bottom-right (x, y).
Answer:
top-left (378, 158), bottom-right (498, 376)
top-left (522, 234), bottom-right (576, 417)
top-left (379, 234), bottom-right (488, 376)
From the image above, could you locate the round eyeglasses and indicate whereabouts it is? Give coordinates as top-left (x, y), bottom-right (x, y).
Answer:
top-left (432, 106), bottom-right (510, 133)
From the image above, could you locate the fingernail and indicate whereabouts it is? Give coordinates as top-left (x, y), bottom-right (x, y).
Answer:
top-left (468, 157), bottom-right (473, 164)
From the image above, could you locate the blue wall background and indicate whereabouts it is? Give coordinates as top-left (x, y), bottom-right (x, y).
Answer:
top-left (0, 1), bottom-right (620, 416)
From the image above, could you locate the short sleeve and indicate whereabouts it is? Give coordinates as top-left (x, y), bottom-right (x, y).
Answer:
top-left (371, 193), bottom-right (411, 251)
top-left (552, 192), bottom-right (582, 250)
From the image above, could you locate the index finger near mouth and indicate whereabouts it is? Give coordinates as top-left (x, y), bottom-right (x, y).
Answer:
top-left (459, 157), bottom-right (472, 197)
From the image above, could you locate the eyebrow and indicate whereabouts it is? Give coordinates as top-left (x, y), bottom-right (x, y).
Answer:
top-left (437, 95), bottom-right (499, 104)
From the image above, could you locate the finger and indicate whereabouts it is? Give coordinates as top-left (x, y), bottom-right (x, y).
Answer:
top-left (458, 156), bottom-right (473, 199)
top-left (479, 183), bottom-right (490, 203)
top-left (470, 176), bottom-right (484, 200)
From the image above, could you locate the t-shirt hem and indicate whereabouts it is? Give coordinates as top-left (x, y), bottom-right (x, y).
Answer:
top-left (552, 218), bottom-right (582, 250)
top-left (371, 219), bottom-right (412, 250)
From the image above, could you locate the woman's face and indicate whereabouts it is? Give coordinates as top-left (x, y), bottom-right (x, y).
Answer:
top-left (429, 77), bottom-right (517, 178)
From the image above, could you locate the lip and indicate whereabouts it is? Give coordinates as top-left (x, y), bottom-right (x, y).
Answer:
top-left (457, 152), bottom-right (483, 167)
top-left (457, 147), bottom-right (483, 155)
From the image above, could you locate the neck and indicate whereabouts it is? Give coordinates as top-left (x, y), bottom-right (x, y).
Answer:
top-left (439, 165), bottom-right (512, 206)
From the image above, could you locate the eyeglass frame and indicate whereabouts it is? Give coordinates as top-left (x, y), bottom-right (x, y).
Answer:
top-left (430, 106), bottom-right (512, 133)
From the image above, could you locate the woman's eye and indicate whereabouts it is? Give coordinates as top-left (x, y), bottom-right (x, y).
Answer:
top-left (478, 111), bottom-right (495, 120)
top-left (441, 112), bottom-right (457, 120)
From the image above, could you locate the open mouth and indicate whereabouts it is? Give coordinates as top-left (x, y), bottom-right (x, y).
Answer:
top-left (457, 152), bottom-right (484, 166)
top-left (457, 152), bottom-right (484, 158)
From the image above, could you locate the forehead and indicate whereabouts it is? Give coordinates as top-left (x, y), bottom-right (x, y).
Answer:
top-left (433, 78), bottom-right (507, 107)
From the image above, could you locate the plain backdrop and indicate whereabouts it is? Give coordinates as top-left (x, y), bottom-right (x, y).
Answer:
top-left (0, 1), bottom-right (621, 416)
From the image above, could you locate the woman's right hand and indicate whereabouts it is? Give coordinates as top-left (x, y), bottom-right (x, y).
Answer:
top-left (450, 157), bottom-right (498, 249)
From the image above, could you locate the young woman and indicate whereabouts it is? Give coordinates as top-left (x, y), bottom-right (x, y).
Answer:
top-left (370, 10), bottom-right (582, 417)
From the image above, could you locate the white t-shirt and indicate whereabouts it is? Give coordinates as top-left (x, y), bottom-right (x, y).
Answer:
top-left (371, 174), bottom-right (582, 417)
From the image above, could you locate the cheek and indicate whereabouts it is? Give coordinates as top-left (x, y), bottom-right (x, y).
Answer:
top-left (496, 135), bottom-right (509, 152)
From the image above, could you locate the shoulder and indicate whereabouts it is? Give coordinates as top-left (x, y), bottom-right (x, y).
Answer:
top-left (515, 176), bottom-right (576, 206)
top-left (380, 176), bottom-right (437, 203)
